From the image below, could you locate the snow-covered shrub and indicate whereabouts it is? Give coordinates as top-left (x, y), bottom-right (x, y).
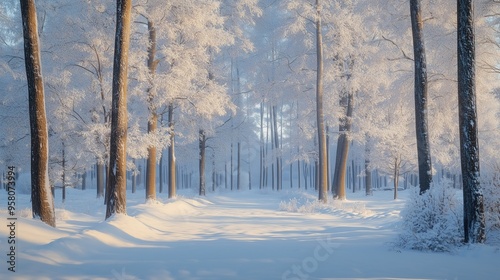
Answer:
top-left (397, 182), bottom-right (463, 252)
top-left (483, 175), bottom-right (500, 243)
top-left (279, 197), bottom-right (317, 213)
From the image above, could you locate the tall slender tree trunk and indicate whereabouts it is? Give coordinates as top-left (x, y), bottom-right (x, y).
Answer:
top-left (97, 161), bottom-right (105, 198)
top-left (260, 101), bottom-right (264, 189)
top-left (272, 105), bottom-right (281, 191)
top-left (168, 104), bottom-right (176, 198)
top-left (146, 113), bottom-right (157, 200)
top-left (81, 170), bottom-right (87, 190)
top-left (410, 0), bottom-right (433, 194)
top-left (159, 152), bottom-right (163, 193)
top-left (393, 157), bottom-right (400, 200)
top-left (62, 142), bottom-right (66, 203)
top-left (20, 0), bottom-right (56, 227)
top-left (199, 130), bottom-right (206, 196)
top-left (457, 0), bottom-right (485, 243)
top-left (332, 92), bottom-right (353, 200)
top-left (132, 159), bottom-right (136, 193)
top-left (315, 0), bottom-right (328, 202)
top-left (145, 19), bottom-right (159, 201)
top-left (365, 135), bottom-right (372, 196)
top-left (105, 0), bottom-right (133, 219)
top-left (237, 142), bottom-right (241, 190)
top-left (352, 159), bottom-right (356, 193)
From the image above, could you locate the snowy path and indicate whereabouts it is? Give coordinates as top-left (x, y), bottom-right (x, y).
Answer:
top-left (0, 188), bottom-right (498, 279)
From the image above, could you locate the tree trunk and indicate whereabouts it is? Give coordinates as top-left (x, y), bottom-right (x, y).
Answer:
top-left (315, 0), bottom-right (328, 202)
top-left (410, 0), bottom-right (433, 194)
top-left (272, 105), bottom-right (281, 191)
top-left (352, 159), bottom-right (356, 193)
top-left (365, 135), bottom-right (372, 196)
top-left (159, 151), bottom-right (163, 193)
top-left (62, 142), bottom-right (66, 203)
top-left (332, 92), bottom-right (353, 200)
top-left (105, 0), bottom-right (133, 219)
top-left (260, 101), bottom-right (264, 189)
top-left (230, 142), bottom-right (233, 190)
top-left (82, 170), bottom-right (87, 190)
top-left (20, 0), bottom-right (56, 227)
top-left (145, 19), bottom-right (159, 201)
top-left (132, 159), bottom-right (136, 193)
top-left (297, 156), bottom-right (301, 189)
top-left (146, 113), bottom-right (157, 200)
top-left (199, 130), bottom-right (206, 196)
top-left (168, 103), bottom-right (176, 198)
top-left (457, 0), bottom-right (485, 244)
top-left (97, 161), bottom-right (105, 198)
top-left (393, 157), bottom-right (400, 200)
top-left (237, 142), bottom-right (241, 190)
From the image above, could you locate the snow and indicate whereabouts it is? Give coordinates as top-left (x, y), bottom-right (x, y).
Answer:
top-left (0, 187), bottom-right (498, 279)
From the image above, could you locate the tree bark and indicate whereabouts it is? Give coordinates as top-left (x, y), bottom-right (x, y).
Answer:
top-left (62, 142), bottom-right (66, 203)
top-left (332, 92), bottom-right (353, 200)
top-left (105, 0), bottom-right (133, 219)
top-left (81, 170), bottom-right (87, 190)
top-left (315, 0), bottom-right (328, 202)
top-left (145, 19), bottom-right (159, 201)
top-left (272, 105), bottom-right (281, 191)
top-left (199, 130), bottom-right (206, 196)
top-left (168, 103), bottom-right (176, 198)
top-left (132, 159), bottom-right (136, 193)
top-left (20, 0), bottom-right (56, 227)
top-left (260, 101), bottom-right (264, 189)
top-left (97, 162), bottom-right (105, 198)
top-left (352, 159), bottom-right (356, 193)
top-left (146, 113), bottom-right (157, 200)
top-left (393, 157), bottom-right (400, 200)
top-left (457, 0), bottom-right (485, 243)
top-left (410, 0), bottom-right (433, 194)
top-left (365, 135), bottom-right (372, 196)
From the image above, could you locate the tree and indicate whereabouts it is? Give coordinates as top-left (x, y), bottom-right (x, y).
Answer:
top-left (410, 0), bottom-right (432, 194)
top-left (199, 129), bottom-right (207, 196)
top-left (105, 0), bottom-right (133, 219)
top-left (20, 0), bottom-right (56, 227)
top-left (332, 90), bottom-right (353, 200)
top-left (457, 0), bottom-right (485, 243)
top-left (145, 18), bottom-right (158, 201)
top-left (315, 0), bottom-right (328, 202)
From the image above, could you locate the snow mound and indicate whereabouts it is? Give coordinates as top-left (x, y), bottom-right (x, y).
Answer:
top-left (278, 191), bottom-right (374, 217)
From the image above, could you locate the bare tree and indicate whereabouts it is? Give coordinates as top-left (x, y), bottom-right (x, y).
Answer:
top-left (20, 0), bottom-right (56, 227)
top-left (105, 0), bottom-right (133, 219)
top-left (457, 0), bottom-right (485, 243)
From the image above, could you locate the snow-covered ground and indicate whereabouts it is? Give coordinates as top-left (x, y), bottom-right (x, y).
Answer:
top-left (0, 186), bottom-right (498, 280)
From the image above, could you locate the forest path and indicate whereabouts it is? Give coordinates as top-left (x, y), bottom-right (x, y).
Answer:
top-left (2, 188), bottom-right (498, 280)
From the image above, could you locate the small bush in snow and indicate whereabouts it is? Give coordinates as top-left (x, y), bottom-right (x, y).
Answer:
top-left (483, 175), bottom-right (500, 243)
top-left (279, 197), bottom-right (317, 213)
top-left (397, 182), bottom-right (463, 252)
